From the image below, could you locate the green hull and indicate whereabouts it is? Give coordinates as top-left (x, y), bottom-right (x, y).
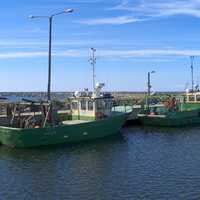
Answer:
top-left (179, 102), bottom-right (200, 111)
top-left (0, 114), bottom-right (126, 148)
top-left (138, 109), bottom-right (200, 127)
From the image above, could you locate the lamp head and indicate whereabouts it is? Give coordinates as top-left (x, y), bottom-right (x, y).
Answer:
top-left (64, 8), bottom-right (74, 13)
top-left (28, 15), bottom-right (35, 19)
top-left (91, 48), bottom-right (96, 52)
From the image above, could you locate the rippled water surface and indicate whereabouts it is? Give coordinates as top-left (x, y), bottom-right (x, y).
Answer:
top-left (1, 126), bottom-right (200, 199)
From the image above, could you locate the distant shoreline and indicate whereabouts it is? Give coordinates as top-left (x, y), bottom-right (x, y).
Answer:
top-left (0, 91), bottom-right (184, 101)
top-left (0, 91), bottom-right (184, 94)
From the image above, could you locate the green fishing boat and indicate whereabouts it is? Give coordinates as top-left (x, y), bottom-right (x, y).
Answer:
top-left (135, 56), bottom-right (200, 127)
top-left (138, 102), bottom-right (200, 127)
top-left (179, 91), bottom-right (200, 110)
top-left (138, 106), bottom-right (200, 127)
top-left (0, 87), bottom-right (126, 148)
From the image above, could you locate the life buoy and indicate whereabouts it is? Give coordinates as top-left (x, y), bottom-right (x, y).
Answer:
top-left (96, 112), bottom-right (104, 119)
top-left (150, 112), bottom-right (155, 115)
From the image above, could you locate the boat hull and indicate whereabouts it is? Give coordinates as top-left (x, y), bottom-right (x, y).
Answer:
top-left (0, 114), bottom-right (126, 148)
top-left (178, 102), bottom-right (200, 111)
top-left (138, 109), bottom-right (200, 127)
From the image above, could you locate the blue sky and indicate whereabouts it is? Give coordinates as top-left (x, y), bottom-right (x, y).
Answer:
top-left (1, 0), bottom-right (200, 92)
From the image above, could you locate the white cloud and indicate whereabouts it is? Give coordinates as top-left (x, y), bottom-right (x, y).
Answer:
top-left (55, 50), bottom-right (84, 57)
top-left (0, 50), bottom-right (83, 59)
top-left (0, 48), bottom-right (200, 59)
top-left (0, 52), bottom-right (47, 59)
top-left (78, 0), bottom-right (200, 26)
top-left (111, 0), bottom-right (200, 18)
top-left (99, 49), bottom-right (200, 57)
top-left (78, 15), bottom-right (147, 25)
top-left (0, 39), bottom-right (123, 48)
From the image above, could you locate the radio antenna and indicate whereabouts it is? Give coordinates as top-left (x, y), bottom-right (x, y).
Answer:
top-left (89, 48), bottom-right (97, 91)
top-left (190, 56), bottom-right (194, 92)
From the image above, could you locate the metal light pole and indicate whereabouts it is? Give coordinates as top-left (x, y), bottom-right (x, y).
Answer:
top-left (89, 48), bottom-right (97, 91)
top-left (29, 9), bottom-right (74, 101)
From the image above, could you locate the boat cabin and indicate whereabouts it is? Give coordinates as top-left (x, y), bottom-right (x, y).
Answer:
top-left (185, 92), bottom-right (200, 103)
top-left (70, 84), bottom-right (114, 120)
top-left (70, 94), bottom-right (113, 120)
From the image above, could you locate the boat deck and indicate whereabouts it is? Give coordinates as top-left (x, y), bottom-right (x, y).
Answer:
top-left (138, 114), bottom-right (166, 118)
top-left (0, 110), bottom-right (70, 118)
top-left (62, 120), bottom-right (92, 125)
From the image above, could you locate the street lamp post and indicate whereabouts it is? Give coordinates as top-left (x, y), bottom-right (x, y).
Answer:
top-left (48, 16), bottom-right (52, 102)
top-left (29, 9), bottom-right (74, 101)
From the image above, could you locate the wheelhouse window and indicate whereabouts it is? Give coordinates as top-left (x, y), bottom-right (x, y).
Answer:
top-left (189, 95), bottom-right (195, 102)
top-left (105, 100), bottom-right (112, 110)
top-left (72, 102), bottom-right (78, 110)
top-left (97, 100), bottom-right (104, 110)
top-left (196, 95), bottom-right (200, 101)
top-left (81, 100), bottom-right (86, 110)
top-left (88, 100), bottom-right (93, 111)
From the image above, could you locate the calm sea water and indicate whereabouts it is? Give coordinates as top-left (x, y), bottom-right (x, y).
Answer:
top-left (1, 126), bottom-right (200, 199)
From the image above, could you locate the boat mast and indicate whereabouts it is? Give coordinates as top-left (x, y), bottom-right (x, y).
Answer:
top-left (190, 56), bottom-right (194, 92)
top-left (89, 48), bottom-right (97, 91)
